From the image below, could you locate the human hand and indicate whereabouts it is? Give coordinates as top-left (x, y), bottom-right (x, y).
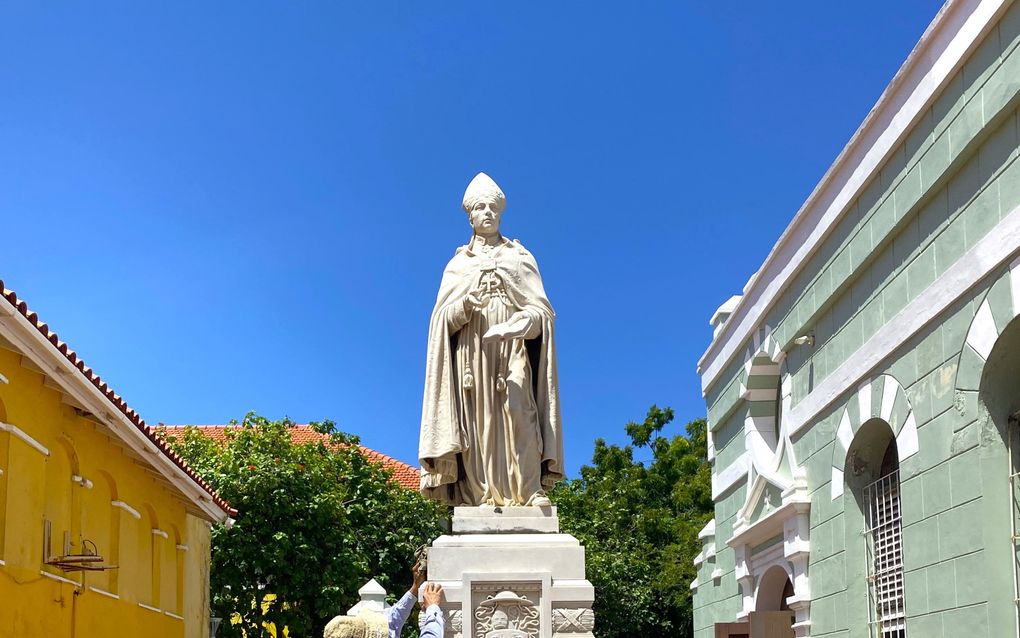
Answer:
top-left (410, 563), bottom-right (427, 596)
top-left (422, 582), bottom-right (443, 608)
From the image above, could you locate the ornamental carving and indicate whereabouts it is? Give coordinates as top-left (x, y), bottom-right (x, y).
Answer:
top-left (552, 607), bottom-right (595, 633)
top-left (449, 609), bottom-right (463, 633)
top-left (473, 590), bottom-right (540, 638)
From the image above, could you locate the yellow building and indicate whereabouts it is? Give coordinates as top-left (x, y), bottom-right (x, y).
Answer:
top-left (0, 281), bottom-right (235, 638)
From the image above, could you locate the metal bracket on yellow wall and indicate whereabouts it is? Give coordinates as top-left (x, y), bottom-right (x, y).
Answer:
top-left (42, 519), bottom-right (117, 572)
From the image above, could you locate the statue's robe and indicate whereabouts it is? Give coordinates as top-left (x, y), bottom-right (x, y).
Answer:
top-left (419, 237), bottom-right (563, 506)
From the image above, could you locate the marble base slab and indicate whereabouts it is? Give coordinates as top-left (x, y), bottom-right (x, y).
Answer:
top-left (452, 505), bottom-right (560, 534)
top-left (425, 532), bottom-right (595, 638)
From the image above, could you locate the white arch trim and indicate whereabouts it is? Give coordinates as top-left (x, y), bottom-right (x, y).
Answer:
top-left (830, 374), bottom-right (918, 500)
top-left (947, 253), bottom-right (1020, 434)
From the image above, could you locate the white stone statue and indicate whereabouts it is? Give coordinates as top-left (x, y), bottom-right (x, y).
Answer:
top-left (419, 172), bottom-right (563, 507)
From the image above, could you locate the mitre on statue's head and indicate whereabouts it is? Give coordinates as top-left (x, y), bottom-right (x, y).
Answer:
top-left (462, 172), bottom-right (506, 213)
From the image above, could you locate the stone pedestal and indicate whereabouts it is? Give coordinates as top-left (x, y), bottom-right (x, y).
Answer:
top-left (425, 506), bottom-right (595, 638)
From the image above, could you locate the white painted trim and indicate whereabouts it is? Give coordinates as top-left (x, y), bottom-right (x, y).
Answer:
top-left (164, 611), bottom-right (184, 621)
top-left (111, 500), bottom-right (141, 520)
top-left (175, 544), bottom-right (189, 552)
top-left (881, 376), bottom-right (899, 422)
top-left (151, 528), bottom-right (168, 539)
top-left (40, 570), bottom-right (81, 587)
top-left (713, 452), bottom-right (751, 499)
top-left (0, 559), bottom-right (5, 566)
top-left (89, 586), bottom-right (119, 599)
top-left (897, 412), bottom-right (920, 459)
top-left (700, 0), bottom-right (1011, 393)
top-left (857, 380), bottom-right (873, 423)
top-left (698, 519), bottom-right (716, 540)
top-left (837, 411), bottom-right (854, 452)
top-left (71, 475), bottom-right (93, 489)
top-left (790, 202), bottom-right (1020, 436)
top-left (0, 421), bottom-right (49, 456)
top-left (831, 468), bottom-right (845, 499)
top-left (967, 299), bottom-right (999, 358)
top-left (138, 603), bottom-right (162, 613)
top-left (0, 372), bottom-right (8, 384)
top-left (741, 388), bottom-right (779, 402)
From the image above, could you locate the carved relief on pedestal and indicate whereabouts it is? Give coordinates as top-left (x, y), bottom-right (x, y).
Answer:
top-left (551, 607), bottom-right (595, 633)
top-left (449, 609), bottom-right (463, 633)
top-left (472, 584), bottom-right (541, 638)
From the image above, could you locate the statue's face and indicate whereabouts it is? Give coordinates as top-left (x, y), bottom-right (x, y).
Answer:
top-left (468, 199), bottom-right (503, 235)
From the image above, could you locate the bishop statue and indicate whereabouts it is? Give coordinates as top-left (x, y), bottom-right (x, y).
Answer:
top-left (419, 173), bottom-right (563, 507)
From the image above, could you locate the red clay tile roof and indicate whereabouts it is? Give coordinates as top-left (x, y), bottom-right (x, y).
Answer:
top-left (159, 424), bottom-right (422, 491)
top-left (0, 280), bottom-right (237, 518)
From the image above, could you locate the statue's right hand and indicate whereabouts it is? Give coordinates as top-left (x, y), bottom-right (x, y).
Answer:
top-left (462, 293), bottom-right (482, 313)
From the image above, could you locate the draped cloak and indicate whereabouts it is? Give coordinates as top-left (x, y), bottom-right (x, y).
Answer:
top-left (419, 238), bottom-right (563, 505)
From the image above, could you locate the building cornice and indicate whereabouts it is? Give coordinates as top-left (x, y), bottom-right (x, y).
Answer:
top-left (0, 284), bottom-right (234, 522)
top-left (698, 0), bottom-right (1012, 394)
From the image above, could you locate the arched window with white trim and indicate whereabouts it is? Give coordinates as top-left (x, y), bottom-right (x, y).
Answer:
top-left (845, 419), bottom-right (906, 638)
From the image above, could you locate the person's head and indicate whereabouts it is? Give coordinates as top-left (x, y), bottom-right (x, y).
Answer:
top-left (323, 616), bottom-right (364, 638)
top-left (323, 612), bottom-right (388, 638)
top-left (462, 172), bottom-right (506, 236)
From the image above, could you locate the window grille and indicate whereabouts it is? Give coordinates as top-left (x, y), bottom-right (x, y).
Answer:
top-left (864, 469), bottom-right (906, 638)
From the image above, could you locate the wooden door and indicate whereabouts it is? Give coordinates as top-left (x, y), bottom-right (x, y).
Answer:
top-left (714, 621), bottom-right (749, 638)
top-left (748, 611), bottom-right (794, 638)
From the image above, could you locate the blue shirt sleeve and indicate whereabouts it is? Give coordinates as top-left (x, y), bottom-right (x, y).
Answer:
top-left (386, 592), bottom-right (417, 636)
top-left (419, 604), bottom-right (445, 638)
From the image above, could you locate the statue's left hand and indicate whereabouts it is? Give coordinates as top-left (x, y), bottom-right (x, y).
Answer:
top-left (482, 314), bottom-right (531, 342)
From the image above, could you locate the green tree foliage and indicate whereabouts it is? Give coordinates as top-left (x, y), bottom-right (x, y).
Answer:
top-left (551, 406), bottom-right (713, 638)
top-left (162, 414), bottom-right (444, 638)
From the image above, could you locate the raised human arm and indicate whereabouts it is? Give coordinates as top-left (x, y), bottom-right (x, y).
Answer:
top-left (386, 563), bottom-right (428, 634)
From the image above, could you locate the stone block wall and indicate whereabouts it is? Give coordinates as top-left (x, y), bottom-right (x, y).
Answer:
top-left (694, 1), bottom-right (1020, 636)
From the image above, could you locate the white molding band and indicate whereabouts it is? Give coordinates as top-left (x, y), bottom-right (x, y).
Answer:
top-left (152, 528), bottom-right (168, 539)
top-left (138, 603), bottom-right (162, 613)
top-left (175, 544), bottom-right (189, 552)
top-left (71, 474), bottom-right (93, 489)
top-left (790, 201), bottom-right (1020, 437)
top-left (111, 500), bottom-right (141, 520)
top-left (164, 611), bottom-right (184, 621)
top-left (40, 570), bottom-right (81, 587)
top-left (700, 0), bottom-right (1011, 394)
top-left (0, 421), bottom-right (49, 456)
top-left (713, 452), bottom-right (750, 499)
top-left (89, 586), bottom-right (119, 599)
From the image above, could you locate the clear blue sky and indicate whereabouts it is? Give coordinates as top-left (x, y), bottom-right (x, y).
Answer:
top-left (0, 1), bottom-right (943, 476)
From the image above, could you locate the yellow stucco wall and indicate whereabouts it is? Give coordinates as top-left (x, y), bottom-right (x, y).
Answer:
top-left (0, 346), bottom-right (213, 638)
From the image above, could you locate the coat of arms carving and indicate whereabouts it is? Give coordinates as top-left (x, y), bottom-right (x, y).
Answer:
top-left (473, 590), bottom-right (540, 638)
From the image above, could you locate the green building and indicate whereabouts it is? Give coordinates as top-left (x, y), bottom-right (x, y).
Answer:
top-left (692, 1), bottom-right (1020, 636)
